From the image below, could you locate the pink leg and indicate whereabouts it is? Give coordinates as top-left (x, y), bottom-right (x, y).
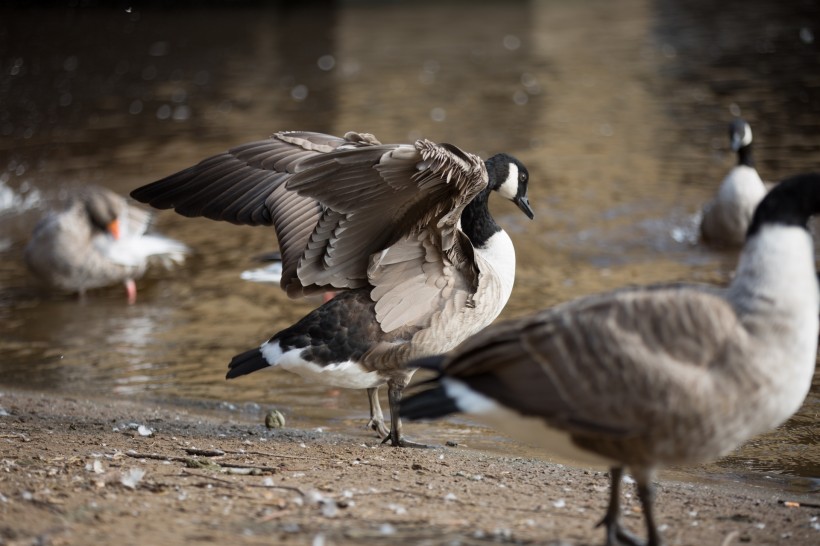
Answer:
top-left (125, 279), bottom-right (137, 304)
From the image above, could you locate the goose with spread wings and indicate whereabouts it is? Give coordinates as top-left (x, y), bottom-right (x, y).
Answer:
top-left (131, 131), bottom-right (534, 447)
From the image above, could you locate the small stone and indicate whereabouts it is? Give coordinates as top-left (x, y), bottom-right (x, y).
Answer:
top-left (379, 523), bottom-right (396, 536)
top-left (137, 425), bottom-right (153, 437)
top-left (265, 410), bottom-right (286, 429)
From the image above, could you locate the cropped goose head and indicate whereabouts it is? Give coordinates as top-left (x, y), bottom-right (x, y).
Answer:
top-left (699, 117), bottom-right (767, 246)
top-left (24, 186), bottom-right (189, 303)
top-left (729, 117), bottom-right (753, 154)
top-left (486, 153), bottom-right (534, 219)
top-left (83, 188), bottom-right (124, 239)
top-left (131, 131), bottom-right (534, 447)
top-left (402, 172), bottom-right (820, 545)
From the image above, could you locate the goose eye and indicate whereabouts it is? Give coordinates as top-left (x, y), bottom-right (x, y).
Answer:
top-left (519, 173), bottom-right (527, 183)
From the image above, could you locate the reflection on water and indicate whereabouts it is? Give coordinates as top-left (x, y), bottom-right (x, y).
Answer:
top-left (0, 0), bottom-right (818, 490)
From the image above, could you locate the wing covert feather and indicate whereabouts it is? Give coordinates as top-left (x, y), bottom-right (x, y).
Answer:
top-left (132, 131), bottom-right (490, 304)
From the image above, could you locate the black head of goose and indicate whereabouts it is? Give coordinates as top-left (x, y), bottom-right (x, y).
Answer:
top-left (24, 186), bottom-right (189, 303)
top-left (700, 118), bottom-right (768, 246)
top-left (130, 131), bottom-right (534, 447)
top-left (401, 172), bottom-right (820, 544)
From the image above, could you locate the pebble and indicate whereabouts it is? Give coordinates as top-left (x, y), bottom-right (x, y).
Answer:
top-left (265, 409), bottom-right (286, 429)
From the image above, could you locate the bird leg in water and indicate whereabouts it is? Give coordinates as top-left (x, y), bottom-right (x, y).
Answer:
top-left (124, 278), bottom-right (137, 305)
top-left (365, 387), bottom-right (390, 438)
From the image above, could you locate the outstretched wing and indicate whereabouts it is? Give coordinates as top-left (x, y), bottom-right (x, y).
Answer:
top-left (131, 131), bottom-right (488, 301)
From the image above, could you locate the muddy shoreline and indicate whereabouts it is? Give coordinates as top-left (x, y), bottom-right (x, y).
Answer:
top-left (0, 388), bottom-right (817, 546)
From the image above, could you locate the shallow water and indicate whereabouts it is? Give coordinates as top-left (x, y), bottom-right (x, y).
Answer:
top-left (1, 0), bottom-right (818, 492)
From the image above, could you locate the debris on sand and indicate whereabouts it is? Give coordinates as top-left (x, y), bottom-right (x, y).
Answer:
top-left (120, 467), bottom-right (146, 489)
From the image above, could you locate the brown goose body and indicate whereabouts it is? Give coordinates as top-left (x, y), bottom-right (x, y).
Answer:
top-left (402, 173), bottom-right (820, 544)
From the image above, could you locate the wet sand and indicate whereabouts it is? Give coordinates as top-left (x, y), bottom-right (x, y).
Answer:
top-left (1, 388), bottom-right (817, 546)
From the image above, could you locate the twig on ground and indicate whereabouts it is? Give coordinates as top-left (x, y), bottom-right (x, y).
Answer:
top-left (181, 469), bottom-right (305, 497)
top-left (220, 448), bottom-right (322, 462)
top-left (720, 530), bottom-right (740, 546)
top-left (184, 448), bottom-right (225, 457)
top-left (778, 498), bottom-right (820, 509)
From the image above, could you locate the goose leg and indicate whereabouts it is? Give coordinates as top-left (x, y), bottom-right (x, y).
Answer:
top-left (636, 477), bottom-right (662, 546)
top-left (382, 378), bottom-right (428, 448)
top-left (365, 387), bottom-right (390, 438)
top-left (596, 467), bottom-right (644, 546)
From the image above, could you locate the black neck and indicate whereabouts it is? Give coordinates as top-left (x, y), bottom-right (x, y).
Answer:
top-left (461, 187), bottom-right (500, 248)
top-left (747, 172), bottom-right (820, 237)
top-left (737, 144), bottom-right (754, 167)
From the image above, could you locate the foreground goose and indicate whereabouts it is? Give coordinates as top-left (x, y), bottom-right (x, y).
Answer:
top-left (25, 186), bottom-right (189, 303)
top-left (131, 131), bottom-right (534, 446)
top-left (402, 172), bottom-right (819, 544)
top-left (700, 118), bottom-right (768, 246)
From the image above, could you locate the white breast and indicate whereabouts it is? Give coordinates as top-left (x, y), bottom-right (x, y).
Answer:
top-left (474, 229), bottom-right (517, 311)
top-left (439, 229), bottom-right (517, 345)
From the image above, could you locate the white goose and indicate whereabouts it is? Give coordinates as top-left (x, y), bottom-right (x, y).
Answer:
top-left (25, 186), bottom-right (189, 303)
top-left (402, 172), bottom-right (820, 543)
top-left (700, 118), bottom-right (768, 246)
top-left (131, 131), bottom-right (534, 446)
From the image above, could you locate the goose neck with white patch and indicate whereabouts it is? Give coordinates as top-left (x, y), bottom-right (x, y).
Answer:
top-left (730, 119), bottom-right (754, 167)
top-left (736, 173), bottom-right (820, 312)
top-left (461, 153), bottom-right (533, 249)
top-left (728, 174), bottom-right (820, 406)
top-left (486, 153), bottom-right (533, 219)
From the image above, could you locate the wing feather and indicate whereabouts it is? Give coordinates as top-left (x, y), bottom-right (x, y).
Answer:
top-left (131, 131), bottom-right (489, 307)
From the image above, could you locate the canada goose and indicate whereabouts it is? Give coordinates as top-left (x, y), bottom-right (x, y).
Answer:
top-left (24, 186), bottom-right (189, 303)
top-left (700, 118), bottom-right (768, 246)
top-left (401, 172), bottom-right (820, 544)
top-left (131, 131), bottom-right (534, 447)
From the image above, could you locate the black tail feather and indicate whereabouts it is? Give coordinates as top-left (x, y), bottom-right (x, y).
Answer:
top-left (226, 347), bottom-right (269, 379)
top-left (400, 384), bottom-right (460, 421)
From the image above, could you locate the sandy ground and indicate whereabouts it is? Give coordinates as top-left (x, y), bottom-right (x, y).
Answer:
top-left (0, 389), bottom-right (818, 546)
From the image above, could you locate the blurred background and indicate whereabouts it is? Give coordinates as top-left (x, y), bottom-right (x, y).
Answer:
top-left (0, 0), bottom-right (818, 491)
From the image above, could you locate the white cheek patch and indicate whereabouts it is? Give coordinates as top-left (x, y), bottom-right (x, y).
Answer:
top-left (498, 163), bottom-right (519, 200)
top-left (742, 123), bottom-right (753, 147)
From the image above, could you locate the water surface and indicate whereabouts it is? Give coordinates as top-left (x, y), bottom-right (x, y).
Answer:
top-left (1, 0), bottom-right (818, 492)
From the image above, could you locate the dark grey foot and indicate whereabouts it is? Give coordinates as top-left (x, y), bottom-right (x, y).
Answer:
top-left (366, 417), bottom-right (390, 439)
top-left (596, 518), bottom-right (645, 546)
top-left (380, 433), bottom-right (430, 448)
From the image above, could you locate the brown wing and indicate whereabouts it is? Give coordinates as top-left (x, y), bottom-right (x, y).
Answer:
top-left (131, 131), bottom-right (488, 303)
top-left (439, 284), bottom-right (747, 436)
top-left (366, 228), bottom-right (478, 334)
